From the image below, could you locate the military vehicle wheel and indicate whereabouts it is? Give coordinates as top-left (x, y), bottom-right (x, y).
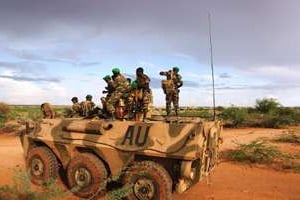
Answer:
top-left (67, 153), bottom-right (107, 199)
top-left (26, 146), bottom-right (59, 185)
top-left (123, 161), bottom-right (172, 200)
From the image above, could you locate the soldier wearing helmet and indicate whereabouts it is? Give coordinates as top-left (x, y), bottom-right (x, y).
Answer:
top-left (106, 68), bottom-right (130, 120)
top-left (101, 75), bottom-right (115, 114)
top-left (81, 94), bottom-right (95, 117)
top-left (71, 97), bottom-right (83, 117)
top-left (135, 67), bottom-right (152, 121)
top-left (159, 66), bottom-right (183, 116)
top-left (102, 75), bottom-right (114, 95)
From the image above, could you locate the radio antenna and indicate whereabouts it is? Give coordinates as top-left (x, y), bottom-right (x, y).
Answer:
top-left (208, 13), bottom-right (216, 120)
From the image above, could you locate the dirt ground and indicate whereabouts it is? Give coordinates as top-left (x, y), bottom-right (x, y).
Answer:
top-left (173, 128), bottom-right (300, 200)
top-left (0, 127), bottom-right (300, 200)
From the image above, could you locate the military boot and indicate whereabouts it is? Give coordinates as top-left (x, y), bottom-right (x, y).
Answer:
top-left (166, 108), bottom-right (171, 116)
top-left (175, 109), bottom-right (178, 116)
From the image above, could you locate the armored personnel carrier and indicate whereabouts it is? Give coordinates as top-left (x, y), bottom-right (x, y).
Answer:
top-left (20, 117), bottom-right (222, 200)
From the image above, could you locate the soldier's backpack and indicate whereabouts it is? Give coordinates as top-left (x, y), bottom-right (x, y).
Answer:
top-left (161, 80), bottom-right (175, 94)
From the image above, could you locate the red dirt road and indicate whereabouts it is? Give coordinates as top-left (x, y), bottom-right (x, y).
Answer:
top-left (173, 162), bottom-right (300, 200)
top-left (1, 128), bottom-right (300, 200)
top-left (0, 133), bottom-right (25, 186)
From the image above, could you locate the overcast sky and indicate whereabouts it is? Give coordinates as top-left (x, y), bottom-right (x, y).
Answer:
top-left (0, 0), bottom-right (299, 107)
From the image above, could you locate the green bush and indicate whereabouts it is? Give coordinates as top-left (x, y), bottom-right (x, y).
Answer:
top-left (105, 184), bottom-right (133, 200)
top-left (261, 114), bottom-right (293, 128)
top-left (219, 106), bottom-right (248, 127)
top-left (0, 102), bottom-right (10, 128)
top-left (27, 110), bottom-right (43, 121)
top-left (225, 141), bottom-right (280, 163)
top-left (0, 170), bottom-right (70, 200)
top-left (275, 133), bottom-right (300, 144)
top-left (0, 118), bottom-right (5, 128)
top-left (247, 107), bottom-right (257, 114)
top-left (198, 110), bottom-right (214, 119)
top-left (0, 102), bottom-right (10, 115)
top-left (222, 140), bottom-right (300, 172)
top-left (280, 161), bottom-right (300, 172)
top-left (243, 100), bottom-right (300, 128)
top-left (255, 98), bottom-right (280, 114)
top-left (278, 107), bottom-right (300, 123)
top-left (179, 110), bottom-right (213, 119)
top-left (8, 110), bottom-right (21, 121)
top-left (9, 106), bottom-right (43, 121)
top-left (259, 107), bottom-right (300, 128)
top-left (216, 106), bottom-right (225, 112)
top-left (0, 164), bottom-right (134, 200)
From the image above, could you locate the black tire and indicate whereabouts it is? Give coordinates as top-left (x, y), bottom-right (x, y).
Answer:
top-left (122, 161), bottom-right (172, 200)
top-left (26, 146), bottom-right (59, 185)
top-left (67, 153), bottom-right (108, 199)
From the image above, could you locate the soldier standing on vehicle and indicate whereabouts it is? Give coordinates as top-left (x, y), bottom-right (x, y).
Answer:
top-left (135, 67), bottom-right (152, 121)
top-left (71, 97), bottom-right (82, 117)
top-left (41, 102), bottom-right (55, 119)
top-left (106, 68), bottom-right (130, 120)
top-left (81, 94), bottom-right (95, 117)
top-left (160, 66), bottom-right (183, 116)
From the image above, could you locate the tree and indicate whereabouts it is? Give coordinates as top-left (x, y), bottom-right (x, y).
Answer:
top-left (255, 98), bottom-right (281, 114)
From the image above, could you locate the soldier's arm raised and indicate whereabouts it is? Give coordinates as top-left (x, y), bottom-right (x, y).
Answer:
top-left (159, 71), bottom-right (168, 76)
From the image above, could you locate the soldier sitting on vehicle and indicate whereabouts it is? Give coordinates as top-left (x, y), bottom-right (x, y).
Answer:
top-left (71, 97), bottom-right (83, 117)
top-left (81, 94), bottom-right (96, 117)
top-left (41, 102), bottom-right (55, 119)
top-left (160, 66), bottom-right (183, 116)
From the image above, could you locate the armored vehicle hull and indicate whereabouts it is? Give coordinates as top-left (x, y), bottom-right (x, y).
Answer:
top-left (20, 118), bottom-right (222, 199)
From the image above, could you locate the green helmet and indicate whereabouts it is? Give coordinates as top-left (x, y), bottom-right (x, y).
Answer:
top-left (131, 80), bottom-right (138, 90)
top-left (112, 68), bottom-right (120, 74)
top-left (103, 75), bottom-right (111, 80)
top-left (173, 66), bottom-right (179, 72)
top-left (86, 94), bottom-right (92, 100)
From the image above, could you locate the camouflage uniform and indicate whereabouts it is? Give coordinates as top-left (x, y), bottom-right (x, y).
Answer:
top-left (71, 97), bottom-right (82, 117)
top-left (81, 95), bottom-right (95, 117)
top-left (81, 100), bottom-right (95, 117)
top-left (106, 73), bottom-right (130, 115)
top-left (160, 69), bottom-right (183, 116)
top-left (136, 72), bottom-right (152, 114)
top-left (72, 102), bottom-right (82, 117)
top-left (41, 103), bottom-right (55, 119)
top-left (101, 76), bottom-right (115, 113)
